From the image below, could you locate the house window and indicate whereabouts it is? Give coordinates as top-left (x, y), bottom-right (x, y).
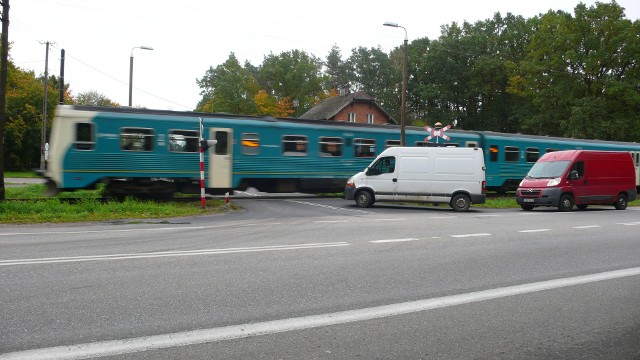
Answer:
top-left (282, 135), bottom-right (308, 156)
top-left (319, 137), bottom-right (343, 157)
top-left (121, 128), bottom-right (154, 152)
top-left (169, 130), bottom-right (199, 153)
top-left (367, 114), bottom-right (374, 124)
top-left (354, 138), bottom-right (375, 158)
top-left (348, 113), bottom-right (356, 122)
top-left (74, 123), bottom-right (95, 150)
top-left (242, 133), bottom-right (260, 155)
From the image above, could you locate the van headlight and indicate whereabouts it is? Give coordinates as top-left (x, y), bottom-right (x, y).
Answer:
top-left (547, 177), bottom-right (561, 187)
top-left (346, 177), bottom-right (354, 187)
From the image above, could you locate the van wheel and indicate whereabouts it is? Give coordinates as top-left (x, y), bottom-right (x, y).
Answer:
top-left (450, 194), bottom-right (471, 212)
top-left (355, 191), bottom-right (374, 208)
top-left (577, 204), bottom-right (588, 210)
top-left (614, 193), bottom-right (628, 210)
top-left (520, 205), bottom-right (534, 211)
top-left (558, 194), bottom-right (574, 212)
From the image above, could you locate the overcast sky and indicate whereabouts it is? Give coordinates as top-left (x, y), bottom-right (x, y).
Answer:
top-left (9, 0), bottom-right (640, 111)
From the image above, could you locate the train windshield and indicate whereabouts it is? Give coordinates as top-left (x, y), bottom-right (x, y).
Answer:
top-left (526, 160), bottom-right (571, 179)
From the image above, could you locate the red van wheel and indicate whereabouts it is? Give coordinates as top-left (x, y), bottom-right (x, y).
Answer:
top-left (558, 194), bottom-right (574, 212)
top-left (614, 193), bottom-right (628, 210)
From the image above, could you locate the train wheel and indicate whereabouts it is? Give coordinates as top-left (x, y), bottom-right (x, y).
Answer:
top-left (614, 193), bottom-right (628, 210)
top-left (450, 194), bottom-right (471, 212)
top-left (355, 191), bottom-right (374, 208)
top-left (558, 194), bottom-right (574, 212)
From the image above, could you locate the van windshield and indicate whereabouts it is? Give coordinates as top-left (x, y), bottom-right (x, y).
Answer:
top-left (526, 160), bottom-right (571, 179)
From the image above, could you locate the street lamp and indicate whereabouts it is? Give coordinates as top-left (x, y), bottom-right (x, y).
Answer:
top-left (129, 46), bottom-right (154, 107)
top-left (383, 22), bottom-right (408, 146)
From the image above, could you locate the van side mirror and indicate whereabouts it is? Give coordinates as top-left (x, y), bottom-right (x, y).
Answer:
top-left (568, 170), bottom-right (579, 180)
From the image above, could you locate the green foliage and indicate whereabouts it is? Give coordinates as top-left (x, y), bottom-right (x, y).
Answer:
top-left (1, 185), bottom-right (233, 224)
top-left (4, 61), bottom-right (58, 170)
top-left (191, 2), bottom-right (639, 143)
top-left (75, 90), bottom-right (119, 106)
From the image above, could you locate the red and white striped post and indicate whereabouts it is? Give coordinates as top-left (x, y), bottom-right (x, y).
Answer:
top-left (199, 117), bottom-right (206, 209)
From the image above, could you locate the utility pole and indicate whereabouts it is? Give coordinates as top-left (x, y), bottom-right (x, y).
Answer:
top-left (59, 48), bottom-right (64, 104)
top-left (40, 41), bottom-right (50, 170)
top-left (0, 0), bottom-right (10, 201)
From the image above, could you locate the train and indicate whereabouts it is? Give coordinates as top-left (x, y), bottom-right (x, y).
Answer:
top-left (40, 105), bottom-right (640, 199)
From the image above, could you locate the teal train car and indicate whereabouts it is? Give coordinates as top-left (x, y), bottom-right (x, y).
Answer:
top-left (41, 105), bottom-right (640, 198)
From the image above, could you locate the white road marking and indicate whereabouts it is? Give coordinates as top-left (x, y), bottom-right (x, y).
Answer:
top-left (370, 238), bottom-right (419, 243)
top-left (5, 267), bottom-right (639, 360)
top-left (0, 226), bottom-right (208, 237)
top-left (617, 222), bottom-right (640, 226)
top-left (0, 242), bottom-right (350, 267)
top-left (450, 233), bottom-right (492, 238)
top-left (313, 220), bottom-right (348, 223)
top-left (573, 225), bottom-right (601, 229)
top-left (518, 229), bottom-right (551, 233)
top-left (286, 200), bottom-right (371, 213)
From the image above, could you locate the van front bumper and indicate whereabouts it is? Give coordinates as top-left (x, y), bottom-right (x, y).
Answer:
top-left (344, 186), bottom-right (356, 200)
top-left (516, 188), bottom-right (562, 207)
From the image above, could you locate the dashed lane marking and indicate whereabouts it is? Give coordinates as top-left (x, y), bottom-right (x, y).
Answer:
top-left (450, 233), bottom-right (492, 238)
top-left (518, 229), bottom-right (552, 233)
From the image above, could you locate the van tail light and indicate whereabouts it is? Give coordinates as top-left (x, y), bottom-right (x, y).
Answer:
top-left (482, 181), bottom-right (486, 194)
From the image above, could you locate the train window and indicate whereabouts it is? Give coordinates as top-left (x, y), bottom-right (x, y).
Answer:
top-left (354, 138), bottom-right (376, 158)
top-left (214, 131), bottom-right (228, 155)
top-left (241, 133), bottom-right (260, 155)
top-left (415, 141), bottom-right (427, 147)
top-left (466, 142), bottom-right (478, 148)
top-left (505, 146), bottom-right (519, 162)
top-left (121, 128), bottom-right (154, 152)
top-left (319, 137), bottom-right (343, 157)
top-left (168, 130), bottom-right (199, 153)
top-left (74, 123), bottom-right (95, 150)
top-left (443, 143), bottom-right (459, 147)
top-left (546, 148), bottom-right (558, 153)
top-left (282, 135), bottom-right (308, 156)
top-left (526, 147), bottom-right (540, 162)
top-left (489, 145), bottom-right (499, 162)
top-left (385, 140), bottom-right (401, 149)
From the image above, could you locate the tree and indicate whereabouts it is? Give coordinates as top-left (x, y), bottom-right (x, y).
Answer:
top-left (259, 50), bottom-right (325, 116)
top-left (4, 63), bottom-right (57, 170)
top-left (323, 44), bottom-right (351, 91)
top-left (75, 90), bottom-right (118, 106)
top-left (346, 46), bottom-right (398, 119)
top-left (195, 53), bottom-right (259, 114)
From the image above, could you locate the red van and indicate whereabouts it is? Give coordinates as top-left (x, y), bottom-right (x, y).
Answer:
top-left (516, 150), bottom-right (637, 211)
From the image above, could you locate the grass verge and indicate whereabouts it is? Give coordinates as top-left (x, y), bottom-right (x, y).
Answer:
top-left (1, 185), bottom-right (236, 224)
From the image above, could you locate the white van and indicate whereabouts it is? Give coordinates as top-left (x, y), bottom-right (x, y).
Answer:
top-left (344, 147), bottom-right (486, 211)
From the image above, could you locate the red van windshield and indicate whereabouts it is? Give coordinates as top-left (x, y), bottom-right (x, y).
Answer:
top-left (526, 160), bottom-right (571, 179)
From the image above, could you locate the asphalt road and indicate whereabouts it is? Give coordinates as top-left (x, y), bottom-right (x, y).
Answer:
top-left (1, 198), bottom-right (639, 359)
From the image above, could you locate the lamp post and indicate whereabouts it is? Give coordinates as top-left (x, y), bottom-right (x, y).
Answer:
top-left (383, 22), bottom-right (408, 146)
top-left (129, 46), bottom-right (154, 107)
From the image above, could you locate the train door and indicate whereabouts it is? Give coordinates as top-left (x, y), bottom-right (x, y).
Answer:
top-left (208, 128), bottom-right (232, 189)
